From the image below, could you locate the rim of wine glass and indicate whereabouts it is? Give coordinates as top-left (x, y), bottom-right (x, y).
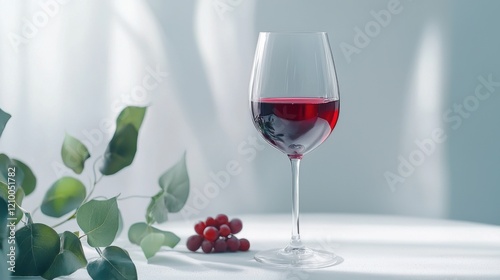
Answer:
top-left (251, 31), bottom-right (339, 102)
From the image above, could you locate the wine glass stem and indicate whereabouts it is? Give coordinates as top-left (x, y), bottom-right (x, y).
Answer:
top-left (289, 157), bottom-right (304, 249)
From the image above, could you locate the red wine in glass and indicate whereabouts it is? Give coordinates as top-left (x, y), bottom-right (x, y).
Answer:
top-left (250, 32), bottom-right (343, 268)
top-left (251, 97), bottom-right (339, 158)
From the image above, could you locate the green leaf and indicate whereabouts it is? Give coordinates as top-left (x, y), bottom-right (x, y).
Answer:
top-left (146, 191), bottom-right (168, 224)
top-left (0, 156), bottom-right (28, 224)
top-left (100, 124), bottom-right (139, 176)
top-left (145, 154), bottom-right (190, 224)
top-left (11, 159), bottom-right (36, 196)
top-left (0, 183), bottom-right (17, 223)
top-left (128, 222), bottom-right (180, 248)
top-left (0, 198), bottom-right (7, 248)
top-left (41, 177), bottom-right (86, 218)
top-left (77, 197), bottom-right (120, 247)
top-left (0, 199), bottom-right (9, 280)
top-left (14, 187), bottom-right (24, 223)
top-left (0, 154), bottom-right (24, 187)
top-left (140, 232), bottom-right (164, 259)
top-left (100, 106), bottom-right (147, 176)
top-left (87, 246), bottom-right (137, 280)
top-left (159, 153), bottom-right (190, 213)
top-left (0, 182), bottom-right (6, 202)
top-left (128, 222), bottom-right (148, 245)
top-left (61, 133), bottom-right (91, 174)
top-left (0, 183), bottom-right (25, 224)
top-left (42, 231), bottom-right (88, 280)
top-left (0, 253), bottom-right (7, 280)
top-left (14, 223), bottom-right (60, 276)
top-left (116, 211), bottom-right (124, 238)
top-left (115, 106), bottom-right (146, 132)
top-left (0, 108), bottom-right (11, 138)
top-left (0, 154), bottom-right (8, 184)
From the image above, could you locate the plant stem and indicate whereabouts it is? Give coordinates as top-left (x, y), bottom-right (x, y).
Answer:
top-left (118, 195), bottom-right (151, 201)
top-left (31, 205), bottom-right (40, 217)
top-left (85, 179), bottom-right (101, 203)
top-left (83, 156), bottom-right (103, 204)
top-left (16, 203), bottom-right (33, 224)
top-left (95, 247), bottom-right (103, 257)
top-left (52, 212), bottom-right (76, 228)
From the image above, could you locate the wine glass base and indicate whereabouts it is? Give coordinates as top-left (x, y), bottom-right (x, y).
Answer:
top-left (254, 247), bottom-right (343, 269)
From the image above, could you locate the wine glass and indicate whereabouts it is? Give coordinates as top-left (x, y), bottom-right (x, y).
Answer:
top-left (249, 32), bottom-right (342, 268)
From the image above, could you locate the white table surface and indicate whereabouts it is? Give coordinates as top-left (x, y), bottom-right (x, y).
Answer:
top-left (60, 214), bottom-right (500, 280)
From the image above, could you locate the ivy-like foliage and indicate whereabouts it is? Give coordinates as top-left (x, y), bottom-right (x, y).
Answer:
top-left (0, 106), bottom-right (191, 279)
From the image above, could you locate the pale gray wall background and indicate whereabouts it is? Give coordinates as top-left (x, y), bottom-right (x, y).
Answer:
top-left (0, 0), bottom-right (498, 228)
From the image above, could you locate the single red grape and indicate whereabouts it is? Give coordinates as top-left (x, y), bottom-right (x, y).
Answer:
top-left (194, 221), bottom-right (206, 236)
top-left (215, 214), bottom-right (229, 226)
top-left (219, 224), bottom-right (231, 237)
top-left (229, 218), bottom-right (243, 234)
top-left (205, 217), bottom-right (217, 227)
top-left (213, 239), bottom-right (227, 252)
top-left (201, 240), bottom-right (213, 253)
top-left (186, 235), bottom-right (203, 252)
top-left (239, 238), bottom-right (250, 251)
top-left (203, 226), bottom-right (219, 242)
top-left (226, 236), bottom-right (240, 252)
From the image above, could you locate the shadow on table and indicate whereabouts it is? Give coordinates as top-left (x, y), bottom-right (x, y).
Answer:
top-left (147, 239), bottom-right (500, 280)
top-left (147, 251), bottom-right (253, 272)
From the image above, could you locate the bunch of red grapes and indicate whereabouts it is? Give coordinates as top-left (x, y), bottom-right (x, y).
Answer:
top-left (186, 214), bottom-right (250, 253)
